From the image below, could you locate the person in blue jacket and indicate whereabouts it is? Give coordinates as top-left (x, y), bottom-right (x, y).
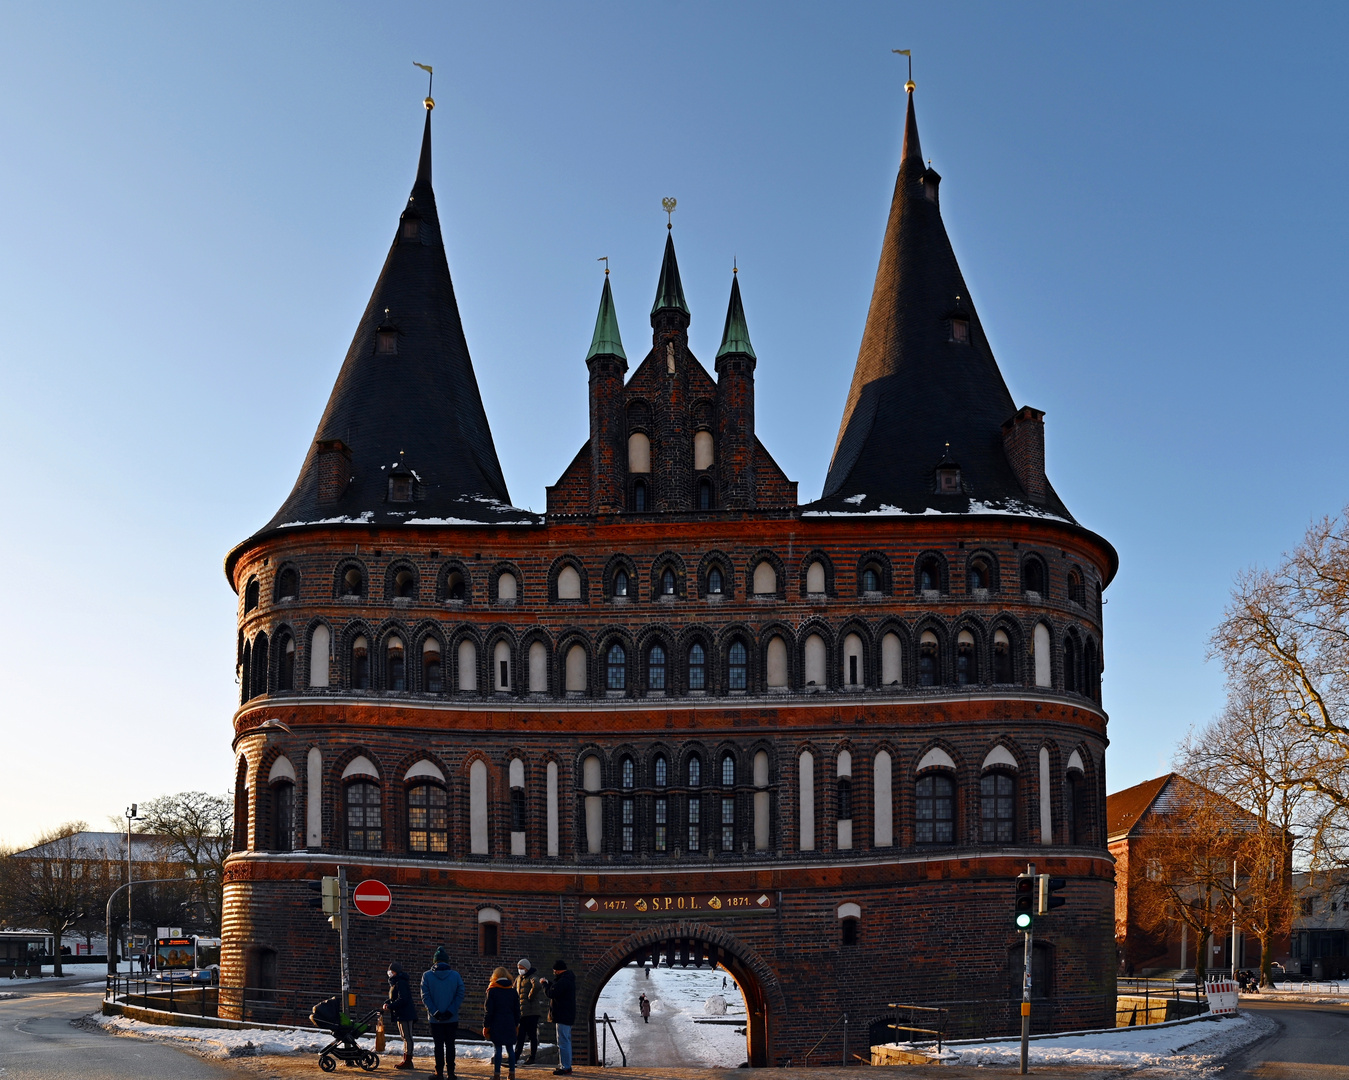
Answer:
top-left (421, 946), bottom-right (466, 1079)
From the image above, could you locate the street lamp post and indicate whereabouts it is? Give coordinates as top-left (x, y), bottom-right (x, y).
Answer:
top-left (125, 804), bottom-right (137, 971)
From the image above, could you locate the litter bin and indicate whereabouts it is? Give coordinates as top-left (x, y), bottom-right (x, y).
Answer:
top-left (1311, 959), bottom-right (1324, 981)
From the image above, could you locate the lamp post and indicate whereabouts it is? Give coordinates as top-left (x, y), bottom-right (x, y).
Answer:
top-left (125, 804), bottom-right (137, 972)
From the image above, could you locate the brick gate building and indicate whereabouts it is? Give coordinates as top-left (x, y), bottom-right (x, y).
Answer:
top-left (223, 84), bottom-right (1118, 1064)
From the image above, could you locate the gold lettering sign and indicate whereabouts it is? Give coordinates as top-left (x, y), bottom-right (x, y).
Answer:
top-left (579, 892), bottom-right (774, 917)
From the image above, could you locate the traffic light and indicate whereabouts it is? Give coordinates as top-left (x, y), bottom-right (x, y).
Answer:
top-left (306, 877), bottom-right (341, 915)
top-left (1037, 876), bottom-right (1067, 915)
top-left (1014, 873), bottom-right (1035, 930)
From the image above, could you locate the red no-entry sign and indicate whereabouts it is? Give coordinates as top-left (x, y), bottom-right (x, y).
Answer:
top-left (351, 879), bottom-right (393, 917)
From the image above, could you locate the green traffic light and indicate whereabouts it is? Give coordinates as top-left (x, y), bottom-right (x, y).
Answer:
top-left (1015, 911), bottom-right (1033, 930)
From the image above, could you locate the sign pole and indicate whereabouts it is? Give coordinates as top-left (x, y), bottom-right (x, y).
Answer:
top-left (339, 866), bottom-right (351, 1014)
top-left (1020, 924), bottom-right (1032, 1074)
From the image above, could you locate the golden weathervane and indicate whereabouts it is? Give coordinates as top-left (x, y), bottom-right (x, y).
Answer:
top-left (893, 48), bottom-right (914, 93)
top-left (662, 196), bottom-right (677, 229)
top-left (414, 61), bottom-right (434, 109)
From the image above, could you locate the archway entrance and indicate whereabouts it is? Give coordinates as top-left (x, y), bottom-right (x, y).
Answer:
top-left (583, 926), bottom-right (780, 1067)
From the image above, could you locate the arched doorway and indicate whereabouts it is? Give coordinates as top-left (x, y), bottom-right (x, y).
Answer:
top-left (582, 924), bottom-right (783, 1067)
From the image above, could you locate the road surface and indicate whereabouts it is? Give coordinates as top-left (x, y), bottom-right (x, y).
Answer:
top-left (1222, 998), bottom-right (1349, 1078)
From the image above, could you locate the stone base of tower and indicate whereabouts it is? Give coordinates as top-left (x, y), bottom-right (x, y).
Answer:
top-left (221, 853), bottom-right (1115, 1066)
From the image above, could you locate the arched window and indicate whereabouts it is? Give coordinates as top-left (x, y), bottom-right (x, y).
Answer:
top-left (469, 759), bottom-right (489, 855)
top-left (806, 560), bottom-right (826, 595)
top-left (720, 755), bottom-right (736, 852)
top-left (478, 908), bottom-right (501, 957)
top-left (445, 569), bottom-right (466, 601)
top-left (728, 640), bottom-right (748, 690)
top-left (967, 558), bottom-right (990, 593)
top-left (918, 556), bottom-right (943, 593)
top-left (342, 567), bottom-right (364, 598)
top-left (980, 772), bottom-right (1015, 843)
top-left (861, 566), bottom-right (879, 593)
top-left (458, 639), bottom-right (478, 692)
top-left (919, 631), bottom-right (939, 687)
top-left (244, 578), bottom-right (260, 613)
top-left (494, 640), bottom-right (511, 691)
top-left (881, 633), bottom-right (902, 685)
top-left (423, 639), bottom-right (442, 693)
top-left (251, 632), bottom-right (269, 698)
top-left (496, 572), bottom-right (518, 601)
top-left (309, 625), bottom-right (331, 688)
top-left (1084, 639), bottom-right (1100, 700)
top-left (386, 636), bottom-right (406, 692)
top-left (836, 751), bottom-right (853, 850)
top-left (804, 634), bottom-right (827, 686)
top-left (688, 755), bottom-right (702, 787)
top-left (915, 774), bottom-right (955, 844)
top-left (993, 630), bottom-right (1013, 684)
top-left (1064, 637), bottom-right (1079, 694)
top-left (351, 635), bottom-right (369, 690)
top-left (270, 779), bottom-right (294, 851)
top-left (394, 569), bottom-right (416, 599)
top-left (408, 783), bottom-right (448, 853)
top-left (753, 561), bottom-right (777, 595)
top-left (606, 643), bottom-right (627, 691)
top-left (661, 567), bottom-right (677, 596)
top-left (620, 756), bottom-right (635, 853)
top-left (707, 566), bottom-right (724, 595)
top-left (694, 430), bottom-right (714, 470)
top-left (654, 754), bottom-right (668, 788)
top-left (510, 758), bottom-right (527, 855)
top-left (956, 630), bottom-right (977, 686)
top-left (698, 478), bottom-right (713, 510)
top-left (1033, 623), bottom-right (1052, 687)
top-left (1067, 769), bottom-right (1088, 845)
top-left (647, 643), bottom-right (667, 691)
top-left (345, 780), bottom-right (382, 850)
top-left (753, 750), bottom-right (771, 851)
top-left (528, 641), bottom-right (547, 693)
top-left (565, 644), bottom-right (587, 693)
top-left (798, 750), bottom-right (815, 851)
top-left (843, 633), bottom-right (864, 687)
top-left (613, 569), bottom-right (629, 597)
top-left (276, 568), bottom-right (298, 602)
top-left (557, 565), bottom-right (581, 600)
top-left (873, 751), bottom-right (894, 847)
top-left (766, 636), bottom-right (788, 688)
top-left (632, 479), bottom-right (647, 512)
top-left (721, 753), bottom-right (735, 787)
top-left (582, 755), bottom-right (602, 854)
top-left (278, 633), bottom-right (295, 691)
top-left (628, 432), bottom-right (651, 473)
top-left (1022, 558), bottom-right (1045, 596)
top-left (688, 643), bottom-right (707, 690)
top-left (1067, 570), bottom-right (1084, 606)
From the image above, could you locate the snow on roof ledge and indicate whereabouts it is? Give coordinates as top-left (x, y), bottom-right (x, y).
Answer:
top-left (801, 498), bottom-right (1072, 522)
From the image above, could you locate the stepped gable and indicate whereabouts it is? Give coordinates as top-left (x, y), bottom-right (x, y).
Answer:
top-left (809, 87), bottom-right (1073, 522)
top-left (250, 106), bottom-right (535, 543)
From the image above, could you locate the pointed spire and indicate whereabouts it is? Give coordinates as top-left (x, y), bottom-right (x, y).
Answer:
top-left (901, 84), bottom-right (922, 167)
top-left (716, 271), bottom-right (756, 361)
top-left (650, 231), bottom-right (690, 317)
top-left (586, 274), bottom-right (627, 361)
top-left (414, 106), bottom-right (433, 191)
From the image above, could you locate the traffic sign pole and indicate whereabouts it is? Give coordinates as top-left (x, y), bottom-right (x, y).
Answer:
top-left (338, 866), bottom-right (351, 1015)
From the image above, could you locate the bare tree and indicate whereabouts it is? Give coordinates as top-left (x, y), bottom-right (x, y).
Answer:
top-left (0, 823), bottom-right (115, 976)
top-left (135, 792), bottom-right (232, 932)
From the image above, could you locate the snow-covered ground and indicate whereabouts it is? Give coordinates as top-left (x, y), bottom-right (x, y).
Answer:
top-left (594, 962), bottom-right (748, 1068)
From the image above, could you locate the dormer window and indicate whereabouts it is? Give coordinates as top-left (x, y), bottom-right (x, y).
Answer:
top-left (923, 178), bottom-right (938, 203)
top-left (950, 317), bottom-right (969, 344)
top-left (935, 460), bottom-right (962, 494)
top-left (390, 475), bottom-right (413, 502)
top-left (401, 217), bottom-right (420, 241)
top-left (377, 329), bottom-right (398, 355)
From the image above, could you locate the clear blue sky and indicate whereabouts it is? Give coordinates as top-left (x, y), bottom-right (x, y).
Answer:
top-left (1, 3), bottom-right (1345, 846)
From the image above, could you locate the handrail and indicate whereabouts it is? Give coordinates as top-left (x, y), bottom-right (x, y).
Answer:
top-left (599, 1012), bottom-right (626, 1067)
top-left (802, 1011), bottom-right (848, 1067)
top-left (885, 1002), bottom-right (948, 1055)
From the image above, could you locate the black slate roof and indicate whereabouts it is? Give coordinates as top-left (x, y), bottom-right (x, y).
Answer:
top-left (806, 90), bottom-right (1074, 522)
top-left (246, 109), bottom-right (536, 544)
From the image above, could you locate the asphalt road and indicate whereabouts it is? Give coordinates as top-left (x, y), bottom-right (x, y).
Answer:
top-left (0, 977), bottom-right (232, 1080)
top-left (1223, 999), bottom-right (1349, 1078)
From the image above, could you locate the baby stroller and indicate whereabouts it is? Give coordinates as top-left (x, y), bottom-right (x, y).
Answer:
top-left (310, 995), bottom-right (381, 1072)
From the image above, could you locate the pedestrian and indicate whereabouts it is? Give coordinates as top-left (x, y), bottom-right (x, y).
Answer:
top-left (514, 957), bottom-right (542, 1066)
top-left (421, 946), bottom-right (466, 1080)
top-left (643, 963), bottom-right (650, 981)
top-left (542, 958), bottom-right (576, 1076)
top-left (383, 959), bottom-right (418, 1071)
top-left (721, 976), bottom-right (727, 990)
top-left (483, 967), bottom-right (522, 1080)
top-left (638, 993), bottom-right (651, 1024)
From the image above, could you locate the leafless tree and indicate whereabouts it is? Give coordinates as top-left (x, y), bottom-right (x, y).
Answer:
top-left (135, 792), bottom-right (232, 932)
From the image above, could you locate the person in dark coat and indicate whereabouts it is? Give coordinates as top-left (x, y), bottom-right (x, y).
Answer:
top-left (514, 958), bottom-right (543, 1066)
top-left (638, 993), bottom-right (651, 1023)
top-left (541, 959), bottom-right (576, 1075)
top-left (483, 967), bottom-right (522, 1080)
top-left (421, 946), bottom-right (467, 1079)
top-left (383, 959), bottom-right (418, 1070)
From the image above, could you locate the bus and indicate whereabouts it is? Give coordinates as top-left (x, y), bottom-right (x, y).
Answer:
top-left (152, 936), bottom-right (221, 982)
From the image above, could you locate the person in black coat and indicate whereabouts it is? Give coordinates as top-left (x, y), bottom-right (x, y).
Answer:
top-left (482, 967), bottom-right (522, 1080)
top-left (541, 959), bottom-right (576, 1075)
top-left (383, 960), bottom-right (418, 1070)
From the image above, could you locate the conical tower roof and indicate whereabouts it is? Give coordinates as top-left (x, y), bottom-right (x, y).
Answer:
top-left (246, 107), bottom-right (534, 544)
top-left (650, 231), bottom-right (690, 317)
top-left (716, 272), bottom-right (756, 361)
top-left (586, 274), bottom-right (627, 361)
top-left (811, 89), bottom-right (1072, 520)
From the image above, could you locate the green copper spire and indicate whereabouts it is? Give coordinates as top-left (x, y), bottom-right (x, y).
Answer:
top-left (650, 231), bottom-right (690, 317)
top-left (715, 271), bottom-right (756, 360)
top-left (586, 274), bottom-right (627, 361)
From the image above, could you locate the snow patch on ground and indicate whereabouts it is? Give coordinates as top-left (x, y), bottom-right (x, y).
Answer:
top-left (595, 963), bottom-right (747, 1068)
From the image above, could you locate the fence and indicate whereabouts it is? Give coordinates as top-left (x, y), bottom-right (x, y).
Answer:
top-left (105, 974), bottom-right (309, 1027)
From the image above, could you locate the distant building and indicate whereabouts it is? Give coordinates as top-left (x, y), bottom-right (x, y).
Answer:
top-left (1291, 871), bottom-right (1348, 979)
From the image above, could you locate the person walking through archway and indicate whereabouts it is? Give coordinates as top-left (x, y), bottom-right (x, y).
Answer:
top-left (638, 993), bottom-right (651, 1024)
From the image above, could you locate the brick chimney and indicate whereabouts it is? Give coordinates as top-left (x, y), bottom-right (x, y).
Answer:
top-left (315, 439), bottom-right (352, 503)
top-left (1001, 407), bottom-right (1046, 504)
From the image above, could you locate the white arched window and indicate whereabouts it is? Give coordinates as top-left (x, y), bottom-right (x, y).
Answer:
top-left (497, 572), bottom-right (518, 601)
top-left (806, 560), bottom-right (826, 595)
top-left (565, 644), bottom-right (587, 693)
top-left (469, 759), bottom-right (488, 855)
top-left (458, 640), bottom-right (478, 692)
top-left (557, 565), bottom-right (581, 600)
top-left (546, 761), bottom-right (559, 857)
top-left (306, 746), bottom-right (322, 848)
top-left (694, 430), bottom-right (714, 470)
top-left (528, 641), bottom-right (547, 693)
top-left (309, 625), bottom-right (330, 688)
top-left (798, 750), bottom-right (815, 851)
top-left (843, 633), bottom-right (865, 688)
top-left (494, 641), bottom-right (511, 691)
top-left (753, 750), bottom-right (770, 851)
top-left (509, 757), bottom-right (526, 856)
top-left (837, 751), bottom-right (853, 850)
top-left (583, 755), bottom-right (603, 854)
top-left (881, 632), bottom-right (901, 685)
top-left (628, 432), bottom-right (651, 473)
top-left (804, 634), bottom-right (827, 686)
top-left (873, 750), bottom-right (893, 847)
top-left (478, 906), bottom-right (501, 957)
top-left (753, 561), bottom-right (777, 595)
top-left (1033, 623), bottom-right (1052, 688)
top-left (766, 636), bottom-right (788, 688)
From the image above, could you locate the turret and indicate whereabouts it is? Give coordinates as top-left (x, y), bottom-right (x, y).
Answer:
top-left (586, 272), bottom-right (628, 514)
top-left (714, 271), bottom-right (757, 509)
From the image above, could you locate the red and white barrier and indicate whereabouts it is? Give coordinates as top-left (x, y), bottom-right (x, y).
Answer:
top-left (1205, 978), bottom-right (1239, 1016)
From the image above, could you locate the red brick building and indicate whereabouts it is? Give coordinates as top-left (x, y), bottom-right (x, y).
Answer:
top-left (223, 85), bottom-right (1118, 1063)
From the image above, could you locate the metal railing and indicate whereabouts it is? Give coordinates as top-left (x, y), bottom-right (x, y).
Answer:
top-left (882, 1003), bottom-right (949, 1055)
top-left (598, 1012), bottom-right (626, 1067)
top-left (802, 1011), bottom-right (849, 1067)
top-left (105, 974), bottom-right (309, 1028)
